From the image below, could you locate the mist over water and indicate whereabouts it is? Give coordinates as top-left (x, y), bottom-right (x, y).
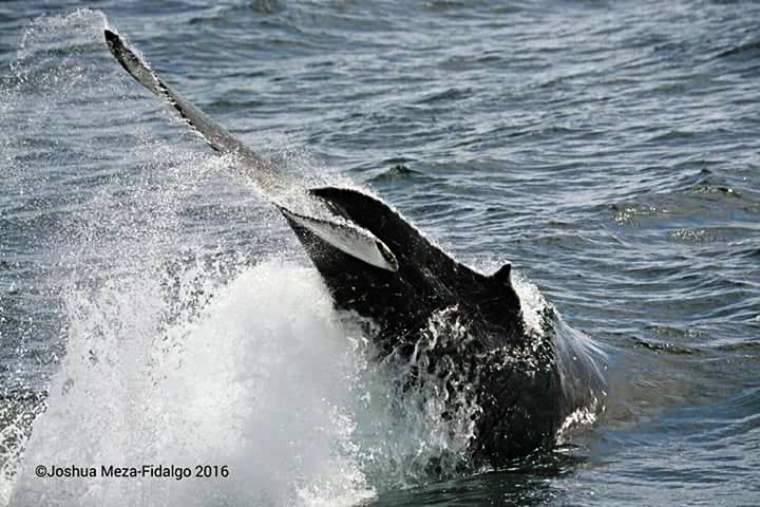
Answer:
top-left (1, 1), bottom-right (759, 506)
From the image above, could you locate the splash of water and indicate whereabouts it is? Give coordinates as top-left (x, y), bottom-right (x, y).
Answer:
top-left (9, 261), bottom-right (379, 506)
top-left (1, 10), bottom-right (513, 506)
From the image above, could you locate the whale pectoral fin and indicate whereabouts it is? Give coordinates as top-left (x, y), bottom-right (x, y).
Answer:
top-left (278, 206), bottom-right (399, 272)
top-left (489, 263), bottom-right (512, 286)
top-left (103, 28), bottom-right (268, 170)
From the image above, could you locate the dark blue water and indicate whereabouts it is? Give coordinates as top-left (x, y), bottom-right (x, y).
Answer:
top-left (1, 1), bottom-right (759, 505)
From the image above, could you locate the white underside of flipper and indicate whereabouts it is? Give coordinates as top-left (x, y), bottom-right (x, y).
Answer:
top-left (279, 206), bottom-right (399, 272)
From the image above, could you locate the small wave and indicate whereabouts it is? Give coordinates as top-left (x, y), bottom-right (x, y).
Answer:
top-left (646, 129), bottom-right (697, 143)
top-left (716, 39), bottom-right (760, 59)
top-left (667, 225), bottom-right (753, 244)
top-left (627, 335), bottom-right (702, 356)
top-left (415, 87), bottom-right (473, 105)
top-left (369, 163), bottom-right (425, 182)
top-left (609, 203), bottom-right (663, 225)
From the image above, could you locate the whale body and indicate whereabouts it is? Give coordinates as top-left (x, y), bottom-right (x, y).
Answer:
top-left (103, 27), bottom-right (605, 466)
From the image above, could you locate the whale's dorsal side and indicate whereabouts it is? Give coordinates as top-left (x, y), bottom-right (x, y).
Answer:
top-left (300, 186), bottom-right (526, 351)
top-left (489, 263), bottom-right (512, 286)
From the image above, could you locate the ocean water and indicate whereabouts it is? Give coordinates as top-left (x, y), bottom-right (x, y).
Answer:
top-left (1, 1), bottom-right (759, 506)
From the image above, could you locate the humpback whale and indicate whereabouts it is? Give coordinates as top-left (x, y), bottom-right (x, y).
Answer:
top-left (103, 27), bottom-right (605, 466)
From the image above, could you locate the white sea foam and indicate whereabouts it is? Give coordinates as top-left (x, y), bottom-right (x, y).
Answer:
top-left (512, 274), bottom-right (550, 338)
top-left (8, 262), bottom-right (374, 506)
top-left (6, 256), bottom-right (487, 505)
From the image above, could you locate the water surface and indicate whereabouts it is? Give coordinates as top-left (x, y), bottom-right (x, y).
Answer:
top-left (1, 1), bottom-right (759, 505)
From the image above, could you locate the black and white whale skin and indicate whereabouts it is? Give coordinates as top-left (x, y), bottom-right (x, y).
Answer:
top-left (103, 27), bottom-right (605, 466)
